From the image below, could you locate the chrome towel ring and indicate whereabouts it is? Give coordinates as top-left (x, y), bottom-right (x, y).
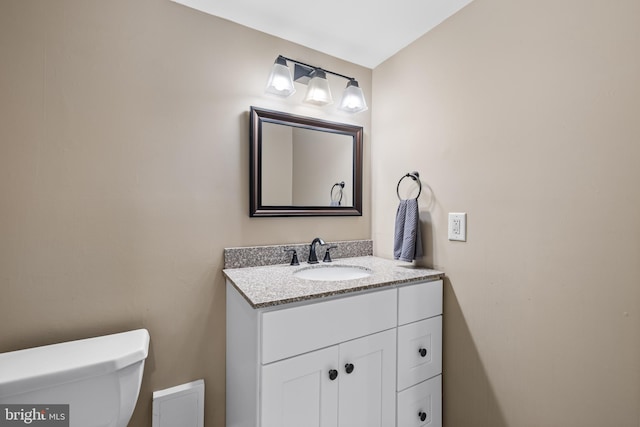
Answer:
top-left (396, 172), bottom-right (421, 200)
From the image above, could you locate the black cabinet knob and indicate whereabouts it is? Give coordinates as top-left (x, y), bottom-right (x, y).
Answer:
top-left (345, 363), bottom-right (355, 374)
top-left (418, 348), bottom-right (427, 357)
top-left (418, 411), bottom-right (427, 422)
top-left (328, 369), bottom-right (338, 381)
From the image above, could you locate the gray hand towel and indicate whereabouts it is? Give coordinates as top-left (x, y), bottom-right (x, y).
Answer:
top-left (394, 198), bottom-right (423, 262)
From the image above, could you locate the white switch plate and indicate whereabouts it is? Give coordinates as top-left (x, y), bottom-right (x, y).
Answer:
top-left (448, 213), bottom-right (467, 241)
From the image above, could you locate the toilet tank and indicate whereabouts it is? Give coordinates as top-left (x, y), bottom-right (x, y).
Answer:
top-left (0, 329), bottom-right (150, 427)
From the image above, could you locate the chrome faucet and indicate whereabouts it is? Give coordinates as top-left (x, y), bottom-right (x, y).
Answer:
top-left (308, 237), bottom-right (326, 264)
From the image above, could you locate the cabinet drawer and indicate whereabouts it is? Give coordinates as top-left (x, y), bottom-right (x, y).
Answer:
top-left (398, 280), bottom-right (442, 325)
top-left (397, 375), bottom-right (442, 427)
top-left (261, 288), bottom-right (397, 364)
top-left (397, 316), bottom-right (442, 391)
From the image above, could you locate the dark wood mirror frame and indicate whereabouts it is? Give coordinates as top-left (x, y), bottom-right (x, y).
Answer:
top-left (250, 106), bottom-right (363, 217)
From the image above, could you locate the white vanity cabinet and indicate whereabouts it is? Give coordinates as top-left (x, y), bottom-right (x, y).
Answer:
top-left (226, 278), bottom-right (443, 427)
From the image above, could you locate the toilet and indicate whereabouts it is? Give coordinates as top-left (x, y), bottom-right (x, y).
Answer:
top-left (0, 329), bottom-right (150, 427)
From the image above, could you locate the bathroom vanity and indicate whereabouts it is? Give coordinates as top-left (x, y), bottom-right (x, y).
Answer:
top-left (224, 255), bottom-right (444, 427)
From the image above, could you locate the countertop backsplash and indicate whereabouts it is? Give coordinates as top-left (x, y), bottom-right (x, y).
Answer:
top-left (223, 239), bottom-right (373, 269)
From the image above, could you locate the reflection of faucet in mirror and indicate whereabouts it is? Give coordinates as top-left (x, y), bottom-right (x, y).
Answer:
top-left (330, 181), bottom-right (344, 206)
top-left (308, 237), bottom-right (326, 264)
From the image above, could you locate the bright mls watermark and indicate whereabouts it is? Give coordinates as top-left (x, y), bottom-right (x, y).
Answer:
top-left (0, 405), bottom-right (69, 426)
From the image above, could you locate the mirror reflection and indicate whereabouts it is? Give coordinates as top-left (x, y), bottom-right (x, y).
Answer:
top-left (250, 107), bottom-right (363, 217)
top-left (261, 123), bottom-right (353, 207)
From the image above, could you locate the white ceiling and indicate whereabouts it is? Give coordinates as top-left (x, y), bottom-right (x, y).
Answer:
top-left (171, 0), bottom-right (474, 69)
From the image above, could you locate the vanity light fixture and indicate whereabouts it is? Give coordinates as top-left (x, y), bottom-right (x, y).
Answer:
top-left (265, 56), bottom-right (296, 97)
top-left (339, 79), bottom-right (368, 113)
top-left (265, 55), bottom-right (368, 113)
top-left (303, 69), bottom-right (333, 106)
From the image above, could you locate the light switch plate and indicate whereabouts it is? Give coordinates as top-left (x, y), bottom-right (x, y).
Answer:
top-left (448, 213), bottom-right (467, 241)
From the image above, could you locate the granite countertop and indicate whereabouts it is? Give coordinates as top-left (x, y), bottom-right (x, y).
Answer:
top-left (223, 255), bottom-right (444, 309)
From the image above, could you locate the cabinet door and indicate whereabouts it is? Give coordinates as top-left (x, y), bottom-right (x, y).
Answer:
top-left (338, 329), bottom-right (397, 427)
top-left (261, 345), bottom-right (339, 427)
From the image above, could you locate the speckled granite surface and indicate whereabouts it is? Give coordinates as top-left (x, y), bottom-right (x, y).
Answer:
top-left (224, 239), bottom-right (373, 269)
top-left (223, 255), bottom-right (444, 309)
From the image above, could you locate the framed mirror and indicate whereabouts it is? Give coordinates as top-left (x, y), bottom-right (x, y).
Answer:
top-left (250, 107), bottom-right (363, 217)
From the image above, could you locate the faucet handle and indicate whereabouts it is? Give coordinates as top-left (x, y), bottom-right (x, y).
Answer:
top-left (323, 245), bottom-right (338, 263)
top-left (284, 248), bottom-right (299, 266)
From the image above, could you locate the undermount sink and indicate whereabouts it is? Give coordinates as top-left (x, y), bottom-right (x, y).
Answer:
top-left (293, 265), bottom-right (373, 281)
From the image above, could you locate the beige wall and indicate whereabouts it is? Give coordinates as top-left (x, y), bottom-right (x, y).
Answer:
top-left (0, 1), bottom-right (371, 426)
top-left (372, 0), bottom-right (640, 426)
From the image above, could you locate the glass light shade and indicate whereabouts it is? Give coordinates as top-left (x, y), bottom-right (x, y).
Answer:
top-left (265, 57), bottom-right (296, 97)
top-left (338, 80), bottom-right (368, 113)
top-left (303, 69), bottom-right (333, 106)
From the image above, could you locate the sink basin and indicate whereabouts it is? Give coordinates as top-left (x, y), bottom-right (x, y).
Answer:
top-left (293, 265), bottom-right (373, 281)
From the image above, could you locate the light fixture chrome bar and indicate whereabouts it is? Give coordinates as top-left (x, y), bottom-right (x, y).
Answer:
top-left (279, 55), bottom-right (355, 82)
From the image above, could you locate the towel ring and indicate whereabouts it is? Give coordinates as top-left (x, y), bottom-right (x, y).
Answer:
top-left (397, 172), bottom-right (421, 200)
top-left (331, 181), bottom-right (345, 205)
